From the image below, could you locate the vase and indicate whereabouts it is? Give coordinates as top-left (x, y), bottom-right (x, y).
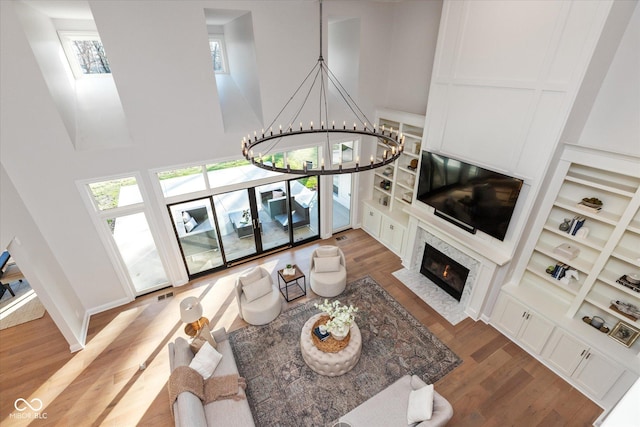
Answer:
top-left (331, 328), bottom-right (349, 341)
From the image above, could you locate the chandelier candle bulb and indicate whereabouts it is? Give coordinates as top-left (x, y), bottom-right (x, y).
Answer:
top-left (270, 127), bottom-right (273, 136)
top-left (279, 124), bottom-right (282, 134)
top-left (343, 121), bottom-right (346, 130)
top-left (261, 129), bottom-right (264, 137)
top-left (332, 120), bottom-right (335, 129)
top-left (310, 121), bottom-right (313, 130)
top-left (374, 123), bottom-right (377, 133)
top-left (321, 121), bottom-right (324, 129)
top-left (353, 122), bottom-right (356, 130)
top-left (300, 122), bottom-right (303, 131)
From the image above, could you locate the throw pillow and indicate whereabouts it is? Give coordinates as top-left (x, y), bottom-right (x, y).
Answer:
top-left (184, 217), bottom-right (198, 233)
top-left (239, 267), bottom-right (262, 286)
top-left (316, 246), bottom-right (339, 257)
top-left (243, 275), bottom-right (272, 303)
top-left (189, 342), bottom-right (222, 379)
top-left (182, 211), bottom-right (192, 222)
top-left (190, 323), bottom-right (217, 353)
top-left (407, 383), bottom-right (434, 424)
top-left (272, 190), bottom-right (285, 198)
top-left (314, 255), bottom-right (341, 273)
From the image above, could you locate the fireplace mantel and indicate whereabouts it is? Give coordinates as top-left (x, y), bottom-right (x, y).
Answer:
top-left (403, 205), bottom-right (512, 266)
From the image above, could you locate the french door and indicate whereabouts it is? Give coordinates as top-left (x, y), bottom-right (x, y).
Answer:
top-left (170, 177), bottom-right (319, 277)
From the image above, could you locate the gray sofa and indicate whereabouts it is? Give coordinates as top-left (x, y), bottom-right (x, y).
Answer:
top-left (339, 374), bottom-right (453, 426)
top-left (168, 328), bottom-right (255, 427)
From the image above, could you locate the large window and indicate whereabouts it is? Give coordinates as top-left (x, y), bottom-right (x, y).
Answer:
top-left (209, 36), bottom-right (228, 74)
top-left (58, 31), bottom-right (111, 78)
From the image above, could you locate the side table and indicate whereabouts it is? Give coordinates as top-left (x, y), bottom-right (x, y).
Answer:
top-left (277, 265), bottom-right (306, 302)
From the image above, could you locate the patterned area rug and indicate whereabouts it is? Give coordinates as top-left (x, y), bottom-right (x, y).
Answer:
top-left (229, 275), bottom-right (462, 427)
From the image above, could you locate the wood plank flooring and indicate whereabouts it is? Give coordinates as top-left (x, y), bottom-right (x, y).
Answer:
top-left (0, 229), bottom-right (603, 426)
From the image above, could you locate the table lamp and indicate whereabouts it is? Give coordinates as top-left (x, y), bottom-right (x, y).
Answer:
top-left (180, 296), bottom-right (203, 330)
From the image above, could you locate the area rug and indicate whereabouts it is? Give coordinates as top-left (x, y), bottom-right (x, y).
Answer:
top-left (0, 287), bottom-right (46, 330)
top-left (228, 275), bottom-right (462, 427)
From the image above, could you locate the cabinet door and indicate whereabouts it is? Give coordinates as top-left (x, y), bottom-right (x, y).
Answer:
top-left (519, 313), bottom-right (554, 354)
top-left (543, 329), bottom-right (588, 377)
top-left (380, 217), bottom-right (404, 254)
top-left (362, 207), bottom-right (381, 238)
top-left (492, 294), bottom-right (527, 338)
top-left (573, 349), bottom-right (624, 400)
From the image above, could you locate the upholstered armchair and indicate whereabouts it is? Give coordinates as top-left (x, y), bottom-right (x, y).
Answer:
top-left (235, 266), bottom-right (282, 325)
top-left (309, 246), bottom-right (347, 297)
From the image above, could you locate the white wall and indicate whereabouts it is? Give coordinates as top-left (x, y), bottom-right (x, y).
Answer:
top-left (0, 0), bottom-right (443, 348)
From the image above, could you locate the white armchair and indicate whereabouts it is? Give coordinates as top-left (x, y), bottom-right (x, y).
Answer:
top-left (309, 245), bottom-right (347, 297)
top-left (235, 266), bottom-right (282, 325)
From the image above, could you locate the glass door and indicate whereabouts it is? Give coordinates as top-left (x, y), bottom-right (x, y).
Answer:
top-left (109, 212), bottom-right (169, 293)
top-left (254, 182), bottom-right (291, 251)
top-left (168, 198), bottom-right (224, 276)
top-left (213, 189), bottom-right (258, 263)
top-left (332, 173), bottom-right (352, 232)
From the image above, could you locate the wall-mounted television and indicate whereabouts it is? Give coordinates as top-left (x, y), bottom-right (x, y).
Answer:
top-left (416, 152), bottom-right (524, 241)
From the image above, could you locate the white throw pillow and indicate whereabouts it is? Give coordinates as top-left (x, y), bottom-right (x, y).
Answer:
top-left (184, 217), bottom-right (198, 233)
top-left (239, 267), bottom-right (262, 286)
top-left (182, 211), bottom-right (192, 222)
top-left (189, 342), bottom-right (222, 379)
top-left (407, 383), bottom-right (434, 424)
top-left (314, 256), bottom-right (341, 273)
top-left (316, 246), bottom-right (339, 258)
top-left (243, 275), bottom-right (272, 303)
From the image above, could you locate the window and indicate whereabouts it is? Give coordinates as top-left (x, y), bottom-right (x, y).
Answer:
top-left (58, 31), bottom-right (111, 78)
top-left (209, 37), bottom-right (228, 74)
top-left (88, 177), bottom-right (142, 211)
top-left (332, 141), bottom-right (355, 165)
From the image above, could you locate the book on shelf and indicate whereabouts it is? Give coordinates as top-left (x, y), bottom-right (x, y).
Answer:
top-left (566, 216), bottom-right (586, 236)
top-left (313, 326), bottom-right (330, 341)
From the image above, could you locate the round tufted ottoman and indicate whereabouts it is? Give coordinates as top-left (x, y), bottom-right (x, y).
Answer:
top-left (300, 313), bottom-right (362, 376)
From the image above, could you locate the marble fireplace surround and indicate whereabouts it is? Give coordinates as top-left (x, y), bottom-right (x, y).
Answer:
top-left (399, 209), bottom-right (511, 322)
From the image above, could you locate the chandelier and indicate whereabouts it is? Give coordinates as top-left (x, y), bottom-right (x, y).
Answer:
top-left (241, 0), bottom-right (405, 175)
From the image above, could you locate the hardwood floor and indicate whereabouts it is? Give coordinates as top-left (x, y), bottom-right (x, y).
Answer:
top-left (0, 229), bottom-right (603, 426)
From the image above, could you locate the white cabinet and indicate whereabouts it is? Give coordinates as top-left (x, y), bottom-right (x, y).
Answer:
top-left (362, 205), bottom-right (382, 238)
top-left (380, 216), bottom-right (406, 255)
top-left (493, 294), bottom-right (554, 354)
top-left (544, 329), bottom-right (625, 400)
top-left (362, 201), bottom-right (407, 256)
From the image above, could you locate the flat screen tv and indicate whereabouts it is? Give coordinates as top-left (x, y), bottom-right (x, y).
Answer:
top-left (416, 152), bottom-right (524, 241)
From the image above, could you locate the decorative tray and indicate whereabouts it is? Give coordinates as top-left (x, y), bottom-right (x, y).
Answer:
top-left (582, 316), bottom-right (610, 333)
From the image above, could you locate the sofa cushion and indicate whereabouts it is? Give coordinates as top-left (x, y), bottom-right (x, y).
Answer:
top-left (184, 217), bottom-right (198, 233)
top-left (239, 267), bottom-right (262, 286)
top-left (314, 256), bottom-right (341, 273)
top-left (316, 246), bottom-right (339, 257)
top-left (189, 342), bottom-right (222, 379)
top-left (407, 383), bottom-right (434, 423)
top-left (243, 275), bottom-right (272, 303)
top-left (190, 323), bottom-right (217, 353)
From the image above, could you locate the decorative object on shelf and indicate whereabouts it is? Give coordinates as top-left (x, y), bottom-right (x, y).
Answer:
top-left (283, 264), bottom-right (296, 276)
top-left (577, 197), bottom-right (603, 213)
top-left (402, 192), bottom-right (413, 203)
top-left (610, 300), bottom-right (640, 321)
top-left (616, 275), bottom-right (640, 293)
top-left (380, 180), bottom-right (391, 190)
top-left (314, 299), bottom-right (358, 340)
top-left (574, 227), bottom-right (589, 239)
top-left (627, 273), bottom-right (640, 284)
top-left (560, 268), bottom-right (579, 285)
top-left (547, 263), bottom-right (574, 280)
top-left (382, 167), bottom-right (393, 177)
top-left (378, 195), bottom-right (389, 206)
top-left (590, 316), bottom-right (605, 328)
top-left (553, 243), bottom-right (580, 260)
top-left (582, 316), bottom-right (610, 333)
top-left (407, 159), bottom-right (418, 171)
top-left (241, 209), bottom-right (250, 224)
top-left (559, 218), bottom-right (572, 232)
top-left (241, 0), bottom-right (403, 176)
top-left (608, 320), bottom-right (640, 347)
top-left (407, 175), bottom-right (415, 186)
top-left (413, 142), bottom-right (421, 154)
top-left (560, 216), bottom-right (586, 235)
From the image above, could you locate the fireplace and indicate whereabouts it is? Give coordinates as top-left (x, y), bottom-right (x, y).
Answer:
top-left (420, 244), bottom-right (470, 301)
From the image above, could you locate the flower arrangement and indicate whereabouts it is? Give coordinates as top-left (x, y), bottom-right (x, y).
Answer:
top-left (314, 299), bottom-right (358, 336)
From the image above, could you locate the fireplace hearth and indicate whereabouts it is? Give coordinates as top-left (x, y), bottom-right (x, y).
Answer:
top-left (420, 244), bottom-right (470, 301)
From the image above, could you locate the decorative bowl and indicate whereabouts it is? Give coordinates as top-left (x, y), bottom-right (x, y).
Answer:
top-left (581, 197), bottom-right (602, 208)
top-left (627, 273), bottom-right (640, 284)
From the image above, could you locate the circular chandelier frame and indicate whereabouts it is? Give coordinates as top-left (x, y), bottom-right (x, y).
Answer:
top-left (241, 0), bottom-right (405, 176)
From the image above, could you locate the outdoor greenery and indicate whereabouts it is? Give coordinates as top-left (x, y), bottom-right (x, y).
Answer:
top-left (89, 178), bottom-right (137, 211)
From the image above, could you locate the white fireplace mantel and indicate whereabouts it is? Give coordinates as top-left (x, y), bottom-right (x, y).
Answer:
top-left (403, 205), bottom-right (512, 266)
top-left (402, 206), bottom-right (514, 320)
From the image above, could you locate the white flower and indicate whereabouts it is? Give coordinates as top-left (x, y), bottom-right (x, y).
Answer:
top-left (314, 299), bottom-right (358, 334)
